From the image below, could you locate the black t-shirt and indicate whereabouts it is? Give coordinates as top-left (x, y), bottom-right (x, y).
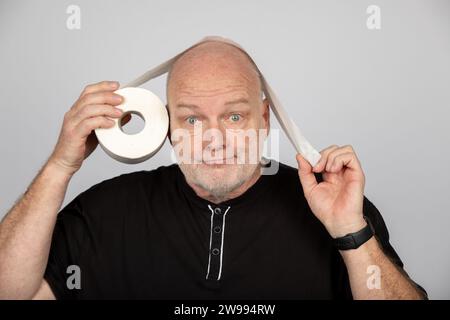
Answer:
top-left (44, 160), bottom-right (408, 299)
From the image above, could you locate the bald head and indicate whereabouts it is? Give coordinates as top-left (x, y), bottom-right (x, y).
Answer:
top-left (166, 41), bottom-right (263, 106)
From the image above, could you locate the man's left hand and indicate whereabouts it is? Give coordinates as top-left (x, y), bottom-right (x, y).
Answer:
top-left (296, 145), bottom-right (367, 238)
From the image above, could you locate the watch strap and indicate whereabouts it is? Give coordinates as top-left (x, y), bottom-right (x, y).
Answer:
top-left (333, 216), bottom-right (375, 250)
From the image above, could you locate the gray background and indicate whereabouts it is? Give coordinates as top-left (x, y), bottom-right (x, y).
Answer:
top-left (1, 0), bottom-right (449, 299)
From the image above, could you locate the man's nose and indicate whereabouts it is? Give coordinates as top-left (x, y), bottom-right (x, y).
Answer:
top-left (202, 119), bottom-right (226, 150)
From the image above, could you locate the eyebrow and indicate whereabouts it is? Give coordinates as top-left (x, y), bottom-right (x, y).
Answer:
top-left (175, 98), bottom-right (250, 109)
top-left (224, 98), bottom-right (250, 106)
top-left (176, 103), bottom-right (199, 110)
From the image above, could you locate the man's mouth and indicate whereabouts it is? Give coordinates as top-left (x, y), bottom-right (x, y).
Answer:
top-left (202, 157), bottom-right (235, 165)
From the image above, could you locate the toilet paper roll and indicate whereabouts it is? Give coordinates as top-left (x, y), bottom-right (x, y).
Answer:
top-left (96, 36), bottom-right (321, 166)
top-left (95, 87), bottom-right (169, 164)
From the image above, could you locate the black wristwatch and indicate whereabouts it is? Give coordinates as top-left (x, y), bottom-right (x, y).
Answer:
top-left (333, 216), bottom-right (375, 250)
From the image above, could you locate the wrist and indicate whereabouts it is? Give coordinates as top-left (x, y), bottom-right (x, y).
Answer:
top-left (327, 217), bottom-right (367, 239)
top-left (44, 159), bottom-right (76, 181)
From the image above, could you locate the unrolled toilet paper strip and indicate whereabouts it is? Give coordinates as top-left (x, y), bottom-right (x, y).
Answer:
top-left (121, 36), bottom-right (322, 167)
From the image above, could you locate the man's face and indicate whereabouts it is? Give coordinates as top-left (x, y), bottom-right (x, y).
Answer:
top-left (167, 42), bottom-right (269, 201)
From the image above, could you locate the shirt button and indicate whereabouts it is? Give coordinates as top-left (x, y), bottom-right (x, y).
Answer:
top-left (214, 207), bottom-right (222, 215)
top-left (214, 226), bottom-right (222, 233)
top-left (212, 248), bottom-right (220, 255)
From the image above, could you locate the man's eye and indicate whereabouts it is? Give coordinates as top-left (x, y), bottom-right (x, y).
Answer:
top-left (186, 116), bottom-right (198, 125)
top-left (229, 114), bottom-right (241, 122)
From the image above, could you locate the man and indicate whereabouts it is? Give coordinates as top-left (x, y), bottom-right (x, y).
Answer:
top-left (0, 41), bottom-right (426, 299)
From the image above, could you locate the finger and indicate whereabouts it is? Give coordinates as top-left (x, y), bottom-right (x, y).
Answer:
top-left (328, 151), bottom-right (363, 174)
top-left (79, 81), bottom-right (119, 98)
top-left (75, 116), bottom-right (115, 138)
top-left (326, 146), bottom-right (359, 172)
top-left (327, 152), bottom-right (353, 173)
top-left (325, 147), bottom-right (348, 172)
top-left (312, 145), bottom-right (339, 173)
top-left (73, 104), bottom-right (123, 126)
top-left (296, 153), bottom-right (318, 196)
top-left (75, 91), bottom-right (123, 112)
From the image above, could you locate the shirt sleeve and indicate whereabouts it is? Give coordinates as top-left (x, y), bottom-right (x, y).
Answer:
top-left (44, 195), bottom-right (87, 300)
top-left (362, 196), bottom-right (428, 298)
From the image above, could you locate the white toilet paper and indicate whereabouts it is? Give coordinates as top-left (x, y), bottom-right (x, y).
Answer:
top-left (95, 36), bottom-right (321, 166)
top-left (95, 87), bottom-right (169, 164)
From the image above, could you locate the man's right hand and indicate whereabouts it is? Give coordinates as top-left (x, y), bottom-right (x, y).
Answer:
top-left (48, 81), bottom-right (126, 176)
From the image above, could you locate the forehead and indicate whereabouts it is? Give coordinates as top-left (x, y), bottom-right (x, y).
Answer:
top-left (167, 42), bottom-right (261, 104)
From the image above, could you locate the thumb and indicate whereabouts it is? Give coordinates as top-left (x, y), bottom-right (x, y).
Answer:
top-left (296, 153), bottom-right (318, 196)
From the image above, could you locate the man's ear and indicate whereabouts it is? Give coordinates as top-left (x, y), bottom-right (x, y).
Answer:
top-left (262, 98), bottom-right (270, 136)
